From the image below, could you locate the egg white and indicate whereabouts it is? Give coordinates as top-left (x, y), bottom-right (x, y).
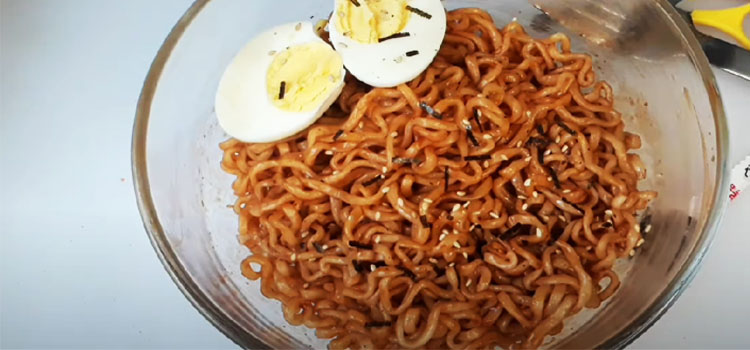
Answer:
top-left (215, 22), bottom-right (346, 143)
top-left (329, 0), bottom-right (447, 88)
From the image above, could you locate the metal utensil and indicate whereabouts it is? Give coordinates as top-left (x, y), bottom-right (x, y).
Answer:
top-left (674, 4), bottom-right (750, 80)
top-left (530, 0), bottom-right (750, 80)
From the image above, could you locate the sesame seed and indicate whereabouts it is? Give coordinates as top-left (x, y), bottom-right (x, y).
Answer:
top-left (291, 253), bottom-right (297, 261)
top-left (547, 176), bottom-right (553, 182)
top-left (525, 157), bottom-right (532, 162)
top-left (629, 250), bottom-right (636, 257)
top-left (303, 283), bottom-right (310, 288)
top-left (429, 258), bottom-right (438, 264)
top-left (370, 264), bottom-right (377, 272)
top-left (325, 150), bottom-right (334, 155)
top-left (483, 134), bottom-right (493, 140)
top-left (381, 187), bottom-right (390, 194)
top-left (375, 235), bottom-right (381, 243)
top-left (397, 198), bottom-right (405, 207)
top-left (544, 150), bottom-right (551, 156)
top-left (452, 204), bottom-right (460, 212)
top-left (295, 22), bottom-right (302, 31)
top-left (375, 212), bottom-right (381, 220)
top-left (358, 121), bottom-right (364, 128)
top-left (322, 244), bottom-right (329, 250)
top-left (562, 145), bottom-right (569, 152)
top-left (634, 224), bottom-right (641, 233)
top-left (555, 136), bottom-right (561, 143)
top-left (532, 191), bottom-right (539, 198)
top-left (516, 141), bottom-right (522, 147)
top-left (301, 231), bottom-right (309, 238)
top-left (501, 155), bottom-right (509, 161)
top-left (382, 166), bottom-right (388, 173)
top-left (536, 228), bottom-right (543, 237)
top-left (490, 212), bottom-right (499, 219)
top-left (524, 179), bottom-right (531, 187)
top-left (462, 201), bottom-right (470, 208)
top-left (563, 189), bottom-right (571, 193)
top-left (462, 252), bottom-right (469, 259)
top-left (556, 200), bottom-right (565, 206)
top-left (423, 198), bottom-right (433, 204)
top-left (449, 262), bottom-right (455, 267)
top-left (390, 131), bottom-right (398, 138)
top-left (612, 195), bottom-right (627, 207)
top-left (453, 242), bottom-right (461, 248)
top-left (439, 232), bottom-right (448, 241)
top-left (483, 161), bottom-right (490, 167)
top-left (522, 203), bottom-right (528, 210)
top-left (605, 210), bottom-right (613, 216)
top-left (525, 110), bottom-right (532, 118)
top-left (518, 195), bottom-right (527, 200)
top-left (466, 279), bottom-right (472, 287)
top-left (558, 215), bottom-right (566, 222)
top-left (461, 119), bottom-right (471, 127)
top-left (452, 229), bottom-right (459, 235)
top-left (457, 191), bottom-right (466, 197)
top-left (636, 238), bottom-right (645, 247)
top-left (472, 211), bottom-right (480, 216)
top-left (645, 224), bottom-right (652, 233)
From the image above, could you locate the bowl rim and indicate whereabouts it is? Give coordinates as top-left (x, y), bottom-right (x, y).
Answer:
top-left (131, 0), bottom-right (730, 348)
top-left (131, 1), bottom-right (267, 347)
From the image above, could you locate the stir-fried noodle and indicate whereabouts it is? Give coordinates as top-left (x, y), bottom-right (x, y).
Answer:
top-left (220, 9), bottom-right (656, 349)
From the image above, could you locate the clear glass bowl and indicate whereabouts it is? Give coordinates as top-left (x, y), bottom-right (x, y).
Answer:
top-left (132, 0), bottom-right (729, 348)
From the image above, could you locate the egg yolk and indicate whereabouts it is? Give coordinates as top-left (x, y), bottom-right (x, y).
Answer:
top-left (335, 0), bottom-right (411, 44)
top-left (267, 42), bottom-right (343, 112)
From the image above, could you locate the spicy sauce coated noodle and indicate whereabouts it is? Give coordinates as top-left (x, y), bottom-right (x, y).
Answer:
top-left (220, 9), bottom-right (656, 349)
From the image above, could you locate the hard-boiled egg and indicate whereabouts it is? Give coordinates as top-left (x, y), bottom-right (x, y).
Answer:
top-left (328, 0), bottom-right (446, 88)
top-left (215, 22), bottom-right (346, 143)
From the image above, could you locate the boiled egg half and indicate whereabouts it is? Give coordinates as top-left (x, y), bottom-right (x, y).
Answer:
top-left (215, 22), bottom-right (346, 143)
top-left (329, 0), bottom-right (446, 87)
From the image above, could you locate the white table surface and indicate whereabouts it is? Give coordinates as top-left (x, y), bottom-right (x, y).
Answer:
top-left (1, 0), bottom-right (749, 348)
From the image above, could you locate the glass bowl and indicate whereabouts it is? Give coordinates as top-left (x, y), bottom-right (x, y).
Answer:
top-left (132, 0), bottom-right (729, 348)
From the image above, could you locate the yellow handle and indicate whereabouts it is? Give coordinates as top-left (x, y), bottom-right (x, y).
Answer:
top-left (692, 4), bottom-right (750, 50)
